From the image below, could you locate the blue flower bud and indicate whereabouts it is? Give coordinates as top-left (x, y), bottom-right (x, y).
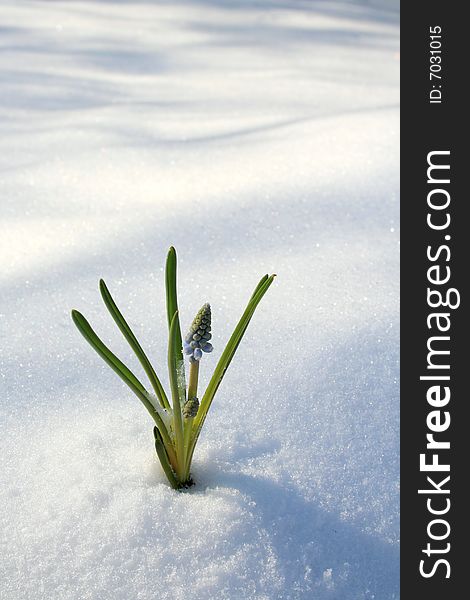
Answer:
top-left (184, 303), bottom-right (213, 361)
top-left (182, 396), bottom-right (199, 419)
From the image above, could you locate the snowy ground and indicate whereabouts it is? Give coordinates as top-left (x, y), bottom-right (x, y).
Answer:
top-left (0, 1), bottom-right (399, 598)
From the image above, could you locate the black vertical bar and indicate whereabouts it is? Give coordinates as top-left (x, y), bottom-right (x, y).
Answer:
top-left (401, 3), bottom-right (466, 598)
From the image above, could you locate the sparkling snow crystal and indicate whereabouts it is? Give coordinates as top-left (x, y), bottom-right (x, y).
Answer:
top-left (0, 1), bottom-right (399, 598)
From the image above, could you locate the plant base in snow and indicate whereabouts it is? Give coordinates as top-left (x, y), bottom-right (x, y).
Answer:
top-left (72, 247), bottom-right (275, 489)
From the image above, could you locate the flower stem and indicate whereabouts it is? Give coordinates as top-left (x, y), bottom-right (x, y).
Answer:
top-left (188, 360), bottom-right (199, 401)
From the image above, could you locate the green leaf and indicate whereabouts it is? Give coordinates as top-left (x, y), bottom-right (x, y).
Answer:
top-left (99, 279), bottom-right (170, 411)
top-left (154, 427), bottom-right (180, 489)
top-left (168, 310), bottom-right (185, 476)
top-left (250, 274), bottom-right (269, 300)
top-left (165, 247), bottom-right (183, 358)
top-left (154, 412), bottom-right (178, 470)
top-left (165, 247), bottom-right (186, 409)
top-left (71, 309), bottom-right (160, 423)
top-left (189, 274), bottom-right (275, 459)
top-left (225, 276), bottom-right (274, 362)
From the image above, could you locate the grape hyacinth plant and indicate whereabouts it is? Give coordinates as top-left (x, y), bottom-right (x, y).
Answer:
top-left (71, 247), bottom-right (275, 489)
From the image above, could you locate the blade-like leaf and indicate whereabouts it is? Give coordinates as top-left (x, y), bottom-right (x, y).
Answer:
top-left (250, 274), bottom-right (269, 301)
top-left (198, 275), bottom-right (275, 421)
top-left (165, 247), bottom-right (186, 405)
top-left (168, 310), bottom-right (184, 475)
top-left (99, 279), bottom-right (170, 411)
top-left (71, 309), bottom-right (162, 424)
top-left (154, 427), bottom-right (180, 489)
top-left (189, 275), bottom-right (275, 457)
top-left (165, 247), bottom-right (183, 357)
top-left (154, 411), bottom-right (178, 470)
top-left (224, 277), bottom-right (273, 364)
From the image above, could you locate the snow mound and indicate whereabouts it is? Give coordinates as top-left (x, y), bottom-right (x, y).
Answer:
top-left (0, 1), bottom-right (399, 598)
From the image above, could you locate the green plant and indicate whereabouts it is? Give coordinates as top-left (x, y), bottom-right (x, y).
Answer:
top-left (71, 247), bottom-right (275, 489)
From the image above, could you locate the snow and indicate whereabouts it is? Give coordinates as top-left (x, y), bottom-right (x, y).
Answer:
top-left (0, 1), bottom-right (399, 598)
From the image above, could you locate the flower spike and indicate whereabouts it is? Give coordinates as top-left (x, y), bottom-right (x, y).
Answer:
top-left (183, 303), bottom-right (213, 361)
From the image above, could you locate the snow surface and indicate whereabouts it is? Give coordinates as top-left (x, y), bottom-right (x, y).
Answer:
top-left (0, 1), bottom-right (399, 598)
